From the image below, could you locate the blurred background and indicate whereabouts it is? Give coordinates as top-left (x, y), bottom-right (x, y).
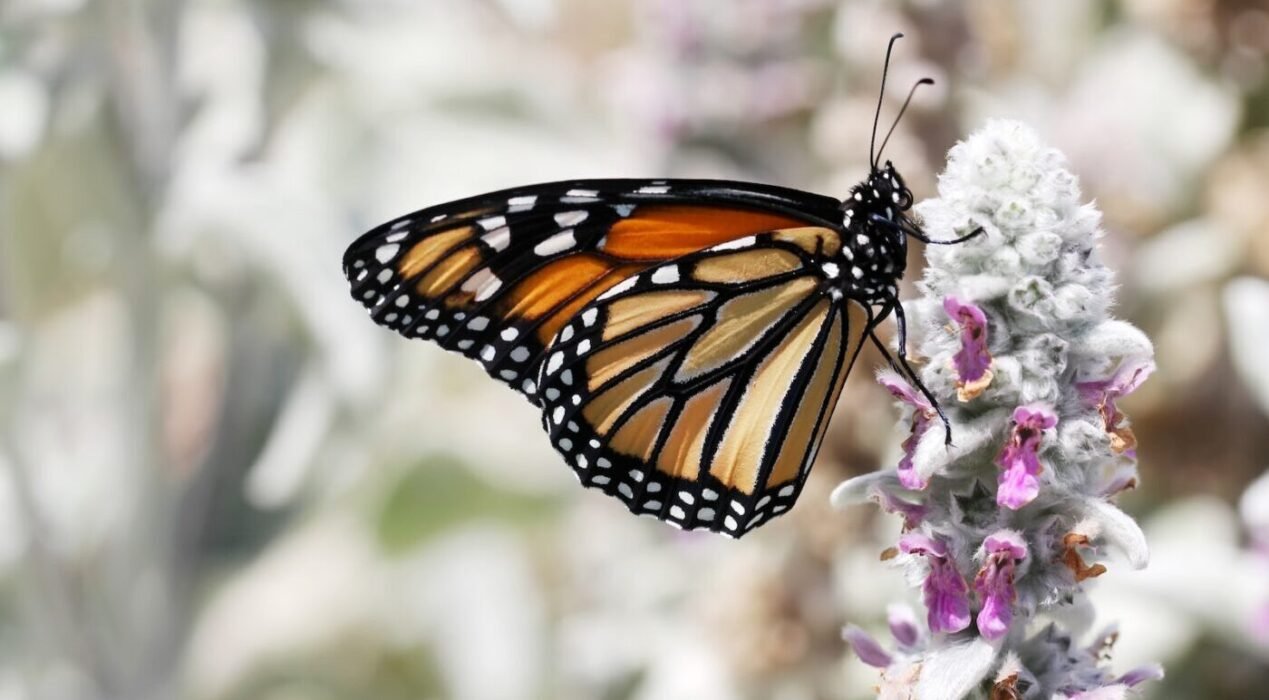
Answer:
top-left (1, 0), bottom-right (1268, 698)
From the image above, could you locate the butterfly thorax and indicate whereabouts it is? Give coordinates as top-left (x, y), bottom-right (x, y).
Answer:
top-left (835, 160), bottom-right (914, 306)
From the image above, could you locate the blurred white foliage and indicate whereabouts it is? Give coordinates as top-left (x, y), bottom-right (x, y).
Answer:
top-left (244, 365), bottom-right (335, 508)
top-left (1090, 497), bottom-right (1269, 665)
top-left (1242, 470), bottom-right (1269, 537)
top-left (1051, 30), bottom-right (1239, 218)
top-left (392, 528), bottom-right (546, 700)
top-left (0, 69), bottom-right (48, 160)
top-left (12, 292), bottom-right (138, 557)
top-left (1132, 219), bottom-right (1242, 295)
top-left (188, 516), bottom-right (547, 700)
top-left (0, 453), bottom-right (28, 569)
top-left (1224, 277), bottom-right (1269, 418)
top-left (185, 514), bottom-right (390, 697)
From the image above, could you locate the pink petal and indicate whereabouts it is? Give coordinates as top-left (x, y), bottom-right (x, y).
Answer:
top-left (943, 296), bottom-right (993, 388)
top-left (844, 624), bottom-right (894, 667)
top-left (1116, 664), bottom-right (1164, 688)
top-left (878, 370), bottom-right (936, 490)
top-left (973, 530), bottom-right (1028, 641)
top-left (983, 530), bottom-right (1029, 561)
top-left (899, 532), bottom-right (947, 558)
top-left (887, 605), bottom-right (921, 647)
top-left (996, 405), bottom-right (1057, 510)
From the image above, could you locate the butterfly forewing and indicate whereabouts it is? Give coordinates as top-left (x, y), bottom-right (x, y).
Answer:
top-left (342, 180), bottom-right (843, 401)
top-left (536, 227), bottom-right (872, 537)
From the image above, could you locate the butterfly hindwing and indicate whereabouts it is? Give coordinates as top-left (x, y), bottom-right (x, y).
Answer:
top-left (537, 227), bottom-right (872, 537)
top-left (342, 180), bottom-right (844, 401)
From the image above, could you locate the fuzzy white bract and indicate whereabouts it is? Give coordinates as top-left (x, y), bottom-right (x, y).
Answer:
top-left (834, 120), bottom-right (1162, 699)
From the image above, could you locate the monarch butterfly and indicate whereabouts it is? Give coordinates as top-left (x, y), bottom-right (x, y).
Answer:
top-left (343, 34), bottom-right (976, 537)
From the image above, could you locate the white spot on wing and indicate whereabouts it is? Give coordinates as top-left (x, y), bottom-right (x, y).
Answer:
top-left (822, 262), bottom-right (839, 279)
top-left (534, 229), bottom-right (577, 256)
top-left (481, 226), bottom-right (511, 252)
top-left (508, 195), bottom-right (537, 212)
top-left (637, 185), bottom-right (670, 195)
top-left (546, 351), bottom-right (564, 375)
top-left (650, 266), bottom-right (679, 284)
top-left (474, 277), bottom-right (502, 302)
top-left (478, 216), bottom-right (506, 231)
top-left (375, 244), bottom-right (400, 263)
top-left (598, 276), bottom-right (638, 300)
top-left (582, 308), bottom-right (599, 326)
top-left (554, 210), bottom-right (589, 227)
top-left (713, 236), bottom-right (755, 251)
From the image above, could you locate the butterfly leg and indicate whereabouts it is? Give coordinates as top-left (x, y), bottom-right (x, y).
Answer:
top-left (869, 214), bottom-right (984, 246)
top-left (890, 302), bottom-right (954, 446)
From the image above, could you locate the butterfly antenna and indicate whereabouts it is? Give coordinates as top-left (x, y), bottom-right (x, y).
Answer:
top-left (876, 78), bottom-right (933, 166)
top-left (870, 32), bottom-right (904, 172)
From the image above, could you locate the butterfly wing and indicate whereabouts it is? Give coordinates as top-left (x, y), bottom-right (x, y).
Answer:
top-left (342, 180), bottom-right (843, 401)
top-left (537, 226), bottom-right (872, 537)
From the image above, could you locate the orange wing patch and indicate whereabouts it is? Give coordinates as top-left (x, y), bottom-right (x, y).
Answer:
top-left (601, 206), bottom-right (809, 260)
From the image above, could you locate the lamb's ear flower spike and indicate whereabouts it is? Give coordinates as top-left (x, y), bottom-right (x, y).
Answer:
top-left (838, 120), bottom-right (1159, 698)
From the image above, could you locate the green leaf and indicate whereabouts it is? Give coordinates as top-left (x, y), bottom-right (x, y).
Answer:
top-left (375, 453), bottom-right (557, 553)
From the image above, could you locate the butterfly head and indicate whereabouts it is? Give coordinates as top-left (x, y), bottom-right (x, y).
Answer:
top-left (837, 160), bottom-right (915, 304)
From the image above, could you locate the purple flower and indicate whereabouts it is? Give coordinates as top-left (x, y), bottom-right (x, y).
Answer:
top-left (899, 533), bottom-right (971, 634)
top-left (944, 296), bottom-right (994, 401)
top-left (878, 369), bottom-right (936, 490)
top-left (843, 625), bottom-right (894, 668)
top-left (996, 405), bottom-right (1058, 510)
top-left (1116, 665), bottom-right (1164, 687)
top-left (973, 530), bottom-right (1029, 641)
top-left (1076, 360), bottom-right (1154, 457)
top-left (868, 485), bottom-right (927, 531)
top-left (887, 604), bottom-right (921, 648)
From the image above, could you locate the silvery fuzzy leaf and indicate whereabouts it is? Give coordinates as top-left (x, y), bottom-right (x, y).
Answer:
top-left (911, 408), bottom-right (1010, 484)
top-left (1069, 320), bottom-right (1153, 368)
top-left (913, 636), bottom-right (998, 700)
top-left (1075, 498), bottom-right (1149, 570)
